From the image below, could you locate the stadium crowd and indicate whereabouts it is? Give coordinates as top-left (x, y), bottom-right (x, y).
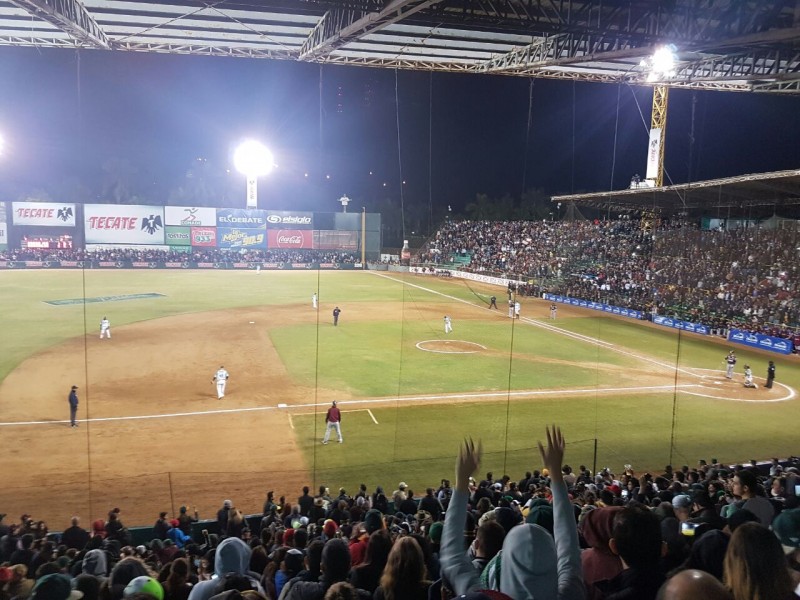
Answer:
top-left (417, 219), bottom-right (800, 345)
top-left (0, 249), bottom-right (361, 264)
top-left (2, 425), bottom-right (799, 600)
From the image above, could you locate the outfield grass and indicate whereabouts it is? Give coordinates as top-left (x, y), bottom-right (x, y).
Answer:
top-left (2, 269), bottom-right (799, 497)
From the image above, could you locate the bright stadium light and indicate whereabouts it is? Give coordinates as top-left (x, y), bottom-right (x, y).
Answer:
top-left (0, 131), bottom-right (5, 156)
top-left (642, 44), bottom-right (677, 82)
top-left (233, 140), bottom-right (274, 208)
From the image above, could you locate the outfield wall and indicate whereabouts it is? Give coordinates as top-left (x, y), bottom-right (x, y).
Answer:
top-left (1, 202), bottom-right (381, 257)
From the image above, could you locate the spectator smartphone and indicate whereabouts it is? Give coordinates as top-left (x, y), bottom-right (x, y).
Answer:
top-left (621, 490), bottom-right (629, 498)
top-left (681, 522), bottom-right (697, 536)
top-left (795, 484), bottom-right (800, 496)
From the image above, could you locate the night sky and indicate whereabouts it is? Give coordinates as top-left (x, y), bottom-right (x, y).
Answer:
top-left (1, 46), bottom-right (799, 226)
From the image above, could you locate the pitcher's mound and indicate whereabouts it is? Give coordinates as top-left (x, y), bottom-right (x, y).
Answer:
top-left (416, 340), bottom-right (487, 354)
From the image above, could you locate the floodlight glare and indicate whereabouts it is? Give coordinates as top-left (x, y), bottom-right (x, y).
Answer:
top-left (644, 44), bottom-right (677, 81)
top-left (233, 140), bottom-right (273, 178)
top-left (0, 131), bottom-right (4, 156)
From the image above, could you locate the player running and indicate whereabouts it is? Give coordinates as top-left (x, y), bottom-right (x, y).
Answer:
top-left (212, 366), bottom-right (229, 399)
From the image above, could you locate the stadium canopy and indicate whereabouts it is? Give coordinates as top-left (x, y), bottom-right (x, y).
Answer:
top-left (550, 169), bottom-right (800, 215)
top-left (1, 0), bottom-right (799, 93)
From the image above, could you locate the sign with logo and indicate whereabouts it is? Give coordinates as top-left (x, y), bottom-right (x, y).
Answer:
top-left (0, 222), bottom-right (6, 250)
top-left (218, 227), bottom-right (267, 249)
top-left (265, 211), bottom-right (313, 229)
top-left (544, 294), bottom-right (643, 321)
top-left (84, 204), bottom-right (165, 244)
top-left (216, 208), bottom-right (267, 228)
top-left (268, 229), bottom-right (313, 249)
top-left (12, 202), bottom-right (76, 227)
top-left (165, 226), bottom-right (191, 246)
top-left (653, 315), bottom-right (709, 335)
top-left (165, 206), bottom-right (217, 227)
top-left (645, 128), bottom-right (662, 181)
top-left (0, 202), bottom-right (6, 223)
top-left (728, 328), bottom-right (793, 355)
top-left (190, 227), bottom-right (217, 247)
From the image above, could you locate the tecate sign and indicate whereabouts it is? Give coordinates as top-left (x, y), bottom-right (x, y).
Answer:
top-left (84, 204), bottom-right (165, 244)
top-left (13, 202), bottom-right (77, 227)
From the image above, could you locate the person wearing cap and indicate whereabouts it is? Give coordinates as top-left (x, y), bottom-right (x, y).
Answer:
top-left (766, 360), bottom-right (776, 389)
top-left (322, 401), bottom-right (343, 445)
top-left (772, 507), bottom-right (800, 593)
top-left (3, 565), bottom-right (34, 599)
top-left (31, 573), bottom-right (83, 599)
top-left (743, 365), bottom-right (757, 388)
top-left (725, 350), bottom-right (736, 379)
top-left (167, 518), bottom-right (192, 549)
top-left (68, 385), bottom-right (79, 427)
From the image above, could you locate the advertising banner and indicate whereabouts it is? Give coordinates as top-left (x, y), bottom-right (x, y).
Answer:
top-left (268, 229), bottom-right (314, 250)
top-left (266, 210), bottom-right (313, 229)
top-left (165, 206), bottom-right (217, 227)
top-left (0, 222), bottom-right (6, 250)
top-left (216, 208), bottom-right (267, 229)
top-left (652, 315), bottom-right (709, 335)
top-left (190, 227), bottom-right (217, 247)
top-left (165, 226), bottom-right (191, 246)
top-left (645, 128), bottom-right (662, 181)
top-left (315, 230), bottom-right (358, 250)
top-left (0, 202), bottom-right (5, 223)
top-left (84, 204), bottom-right (165, 245)
top-left (728, 329), bottom-right (793, 355)
top-left (544, 294), bottom-right (643, 320)
top-left (12, 202), bottom-right (76, 227)
top-left (217, 227), bottom-right (267, 249)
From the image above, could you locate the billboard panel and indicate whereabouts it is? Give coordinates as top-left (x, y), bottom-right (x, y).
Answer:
top-left (315, 230), bottom-right (358, 251)
top-left (265, 210), bottom-right (313, 229)
top-left (165, 206), bottom-right (217, 227)
top-left (268, 229), bottom-right (314, 250)
top-left (191, 227), bottom-right (217, 247)
top-left (0, 202), bottom-right (6, 223)
top-left (12, 202), bottom-right (76, 227)
top-left (0, 223), bottom-right (6, 250)
top-left (165, 226), bottom-right (191, 246)
top-left (84, 204), bottom-right (165, 245)
top-left (218, 227), bottom-right (267, 249)
top-left (216, 208), bottom-right (267, 229)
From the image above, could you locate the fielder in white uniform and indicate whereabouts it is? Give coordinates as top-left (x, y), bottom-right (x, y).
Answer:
top-left (444, 315), bottom-right (452, 334)
top-left (213, 366), bottom-right (229, 399)
top-left (514, 301), bottom-right (521, 319)
top-left (100, 317), bottom-right (111, 339)
top-left (312, 293), bottom-right (318, 309)
top-left (743, 365), bottom-right (758, 388)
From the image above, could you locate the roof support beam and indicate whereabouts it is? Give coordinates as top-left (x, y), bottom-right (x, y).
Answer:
top-left (300, 0), bottom-right (441, 61)
top-left (8, 0), bottom-right (110, 49)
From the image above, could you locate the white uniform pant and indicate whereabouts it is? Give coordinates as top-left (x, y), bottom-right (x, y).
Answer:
top-left (726, 364), bottom-right (734, 378)
top-left (100, 328), bottom-right (111, 339)
top-left (323, 421), bottom-right (342, 443)
top-left (216, 380), bottom-right (226, 399)
top-left (445, 322), bottom-right (452, 334)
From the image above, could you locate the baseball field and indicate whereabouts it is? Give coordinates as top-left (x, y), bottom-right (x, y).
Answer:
top-left (1, 268), bottom-right (798, 527)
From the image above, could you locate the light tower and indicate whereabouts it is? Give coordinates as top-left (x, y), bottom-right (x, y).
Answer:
top-left (338, 195), bottom-right (351, 213)
top-left (233, 140), bottom-right (273, 208)
top-left (641, 45), bottom-right (677, 188)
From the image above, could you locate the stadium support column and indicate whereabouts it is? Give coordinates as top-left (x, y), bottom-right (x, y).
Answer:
top-left (645, 85), bottom-right (669, 188)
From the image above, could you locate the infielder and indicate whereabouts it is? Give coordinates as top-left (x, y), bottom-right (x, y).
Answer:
top-left (444, 315), bottom-right (452, 334)
top-left (508, 300), bottom-right (514, 318)
top-left (322, 400), bottom-right (343, 444)
top-left (725, 350), bottom-right (736, 379)
top-left (550, 303), bottom-right (558, 319)
top-left (212, 366), bottom-right (229, 399)
top-left (514, 301), bottom-right (521, 319)
top-left (312, 293), bottom-right (318, 309)
top-left (100, 317), bottom-right (111, 339)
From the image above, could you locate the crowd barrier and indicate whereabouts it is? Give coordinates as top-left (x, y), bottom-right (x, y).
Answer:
top-left (728, 328), bottom-right (794, 355)
top-left (544, 293), bottom-right (644, 320)
top-left (0, 260), bottom-right (361, 270)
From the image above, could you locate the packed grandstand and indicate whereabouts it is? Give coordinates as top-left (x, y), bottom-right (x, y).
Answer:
top-left (1, 432), bottom-right (799, 599)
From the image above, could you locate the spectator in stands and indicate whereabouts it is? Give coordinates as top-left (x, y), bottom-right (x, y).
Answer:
top-left (440, 426), bottom-right (583, 599)
top-left (61, 517), bottom-right (90, 551)
top-left (580, 506), bottom-right (624, 600)
top-left (177, 507), bottom-right (198, 536)
top-left (349, 529), bottom-right (392, 594)
top-left (298, 487), bottom-right (314, 517)
top-left (656, 569), bottom-right (733, 600)
top-left (723, 521), bottom-right (798, 600)
top-left (217, 500), bottom-right (233, 534)
top-left (162, 557), bottom-right (192, 600)
top-left (419, 488), bottom-right (443, 520)
top-left (470, 520), bottom-right (505, 575)
top-left (3, 565), bottom-right (34, 598)
top-left (153, 512), bottom-right (170, 541)
top-left (732, 470), bottom-right (775, 526)
top-left (282, 539), bottom-right (357, 600)
top-left (188, 537), bottom-right (264, 600)
top-left (9, 534), bottom-right (35, 574)
top-left (166, 520), bottom-right (191, 549)
top-left (772, 508), bottom-right (800, 593)
top-left (374, 536), bottom-right (430, 600)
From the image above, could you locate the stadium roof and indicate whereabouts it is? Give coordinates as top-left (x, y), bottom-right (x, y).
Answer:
top-left (550, 169), bottom-right (800, 214)
top-left (1, 0), bottom-right (800, 93)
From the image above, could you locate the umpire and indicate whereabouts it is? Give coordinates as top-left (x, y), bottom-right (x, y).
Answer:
top-left (68, 385), bottom-right (79, 428)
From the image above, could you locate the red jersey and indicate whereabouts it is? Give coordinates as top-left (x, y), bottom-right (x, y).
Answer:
top-left (326, 406), bottom-right (341, 423)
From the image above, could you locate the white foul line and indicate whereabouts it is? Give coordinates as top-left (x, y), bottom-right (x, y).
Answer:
top-left (288, 412), bottom-right (294, 430)
top-left (367, 409), bottom-right (379, 424)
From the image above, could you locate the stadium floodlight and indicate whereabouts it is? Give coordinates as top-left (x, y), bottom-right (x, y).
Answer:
top-left (233, 140), bottom-right (274, 209)
top-left (640, 44), bottom-right (677, 82)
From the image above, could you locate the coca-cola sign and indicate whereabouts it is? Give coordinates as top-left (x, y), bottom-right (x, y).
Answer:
top-left (268, 229), bottom-right (313, 249)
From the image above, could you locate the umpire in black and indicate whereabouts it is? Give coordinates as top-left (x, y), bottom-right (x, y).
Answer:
top-left (69, 385), bottom-right (79, 427)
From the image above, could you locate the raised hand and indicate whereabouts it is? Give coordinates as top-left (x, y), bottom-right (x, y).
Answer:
top-left (455, 437), bottom-right (483, 492)
top-left (537, 425), bottom-right (565, 483)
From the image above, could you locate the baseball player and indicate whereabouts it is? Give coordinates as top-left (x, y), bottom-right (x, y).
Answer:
top-left (550, 303), bottom-right (558, 319)
top-left (312, 292), bottom-right (318, 309)
top-left (100, 317), bottom-right (111, 339)
top-left (212, 366), bottom-right (229, 399)
top-left (489, 296), bottom-right (498, 309)
top-left (743, 364), bottom-right (758, 388)
top-left (322, 401), bottom-right (343, 444)
top-left (725, 350), bottom-right (736, 379)
top-left (68, 385), bottom-right (79, 427)
top-left (508, 300), bottom-right (514, 318)
top-left (444, 315), bottom-right (452, 334)
top-left (514, 301), bottom-right (521, 319)
top-left (333, 306), bottom-right (341, 326)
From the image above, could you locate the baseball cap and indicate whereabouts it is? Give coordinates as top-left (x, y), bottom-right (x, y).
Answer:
top-left (71, 385), bottom-right (78, 390)
top-left (398, 482), bottom-right (407, 489)
top-left (0, 568), bottom-right (12, 583)
top-left (32, 574), bottom-right (83, 599)
top-left (123, 576), bottom-right (164, 600)
top-left (772, 507), bottom-right (800, 554)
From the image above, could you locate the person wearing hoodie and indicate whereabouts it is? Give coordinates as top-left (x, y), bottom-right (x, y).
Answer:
top-left (579, 507), bottom-right (623, 600)
top-left (188, 537), bottom-right (264, 600)
top-left (440, 425), bottom-right (584, 600)
top-left (281, 539), bottom-right (370, 600)
top-left (81, 548), bottom-right (109, 581)
top-left (167, 520), bottom-right (192, 550)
